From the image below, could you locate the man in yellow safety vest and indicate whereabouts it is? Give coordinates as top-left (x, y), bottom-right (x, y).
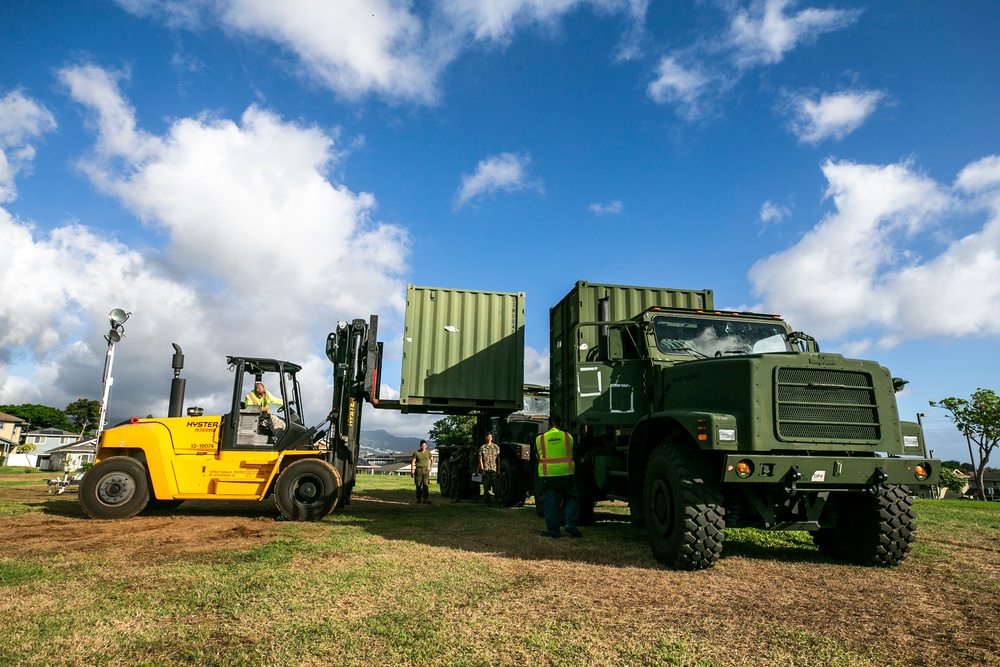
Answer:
top-left (534, 416), bottom-right (582, 538)
top-left (245, 380), bottom-right (285, 440)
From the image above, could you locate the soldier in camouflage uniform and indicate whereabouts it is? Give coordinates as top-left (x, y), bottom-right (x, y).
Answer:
top-left (478, 433), bottom-right (501, 505)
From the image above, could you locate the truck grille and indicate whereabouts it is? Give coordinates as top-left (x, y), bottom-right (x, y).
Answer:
top-left (775, 368), bottom-right (880, 442)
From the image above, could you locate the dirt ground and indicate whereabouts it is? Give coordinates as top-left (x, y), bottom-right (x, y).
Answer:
top-left (5, 479), bottom-right (999, 666)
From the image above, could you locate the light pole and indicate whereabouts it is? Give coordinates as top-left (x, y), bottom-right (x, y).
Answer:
top-left (96, 309), bottom-right (130, 447)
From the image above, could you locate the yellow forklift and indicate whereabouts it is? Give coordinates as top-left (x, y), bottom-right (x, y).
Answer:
top-left (79, 319), bottom-right (381, 521)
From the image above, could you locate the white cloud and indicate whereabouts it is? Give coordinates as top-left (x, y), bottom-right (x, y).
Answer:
top-left (589, 199), bottom-right (624, 216)
top-left (785, 89), bottom-right (885, 144)
top-left (728, 0), bottom-right (862, 68)
top-left (750, 157), bottom-right (1000, 344)
top-left (0, 90), bottom-right (57, 203)
top-left (0, 63), bottom-right (410, 426)
top-left (647, 1), bottom-right (861, 120)
top-left (116, 0), bottom-right (648, 103)
top-left (524, 346), bottom-right (549, 386)
top-left (647, 57), bottom-right (713, 119)
top-left (759, 199), bottom-right (790, 230)
top-left (454, 152), bottom-right (543, 209)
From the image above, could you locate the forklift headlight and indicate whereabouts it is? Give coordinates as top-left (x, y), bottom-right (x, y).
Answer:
top-left (903, 435), bottom-right (919, 448)
top-left (718, 428), bottom-right (737, 442)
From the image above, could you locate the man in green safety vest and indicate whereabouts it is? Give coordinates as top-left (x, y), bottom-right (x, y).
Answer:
top-left (534, 416), bottom-right (582, 538)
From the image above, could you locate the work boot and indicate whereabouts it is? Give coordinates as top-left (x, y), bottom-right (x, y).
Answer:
top-left (565, 527), bottom-right (583, 538)
top-left (539, 530), bottom-right (560, 538)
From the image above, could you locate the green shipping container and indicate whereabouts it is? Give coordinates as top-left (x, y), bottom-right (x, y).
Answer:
top-left (550, 281), bottom-right (714, 424)
top-left (399, 285), bottom-right (525, 412)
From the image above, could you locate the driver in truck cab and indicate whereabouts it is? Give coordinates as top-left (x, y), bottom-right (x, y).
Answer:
top-left (245, 381), bottom-right (285, 439)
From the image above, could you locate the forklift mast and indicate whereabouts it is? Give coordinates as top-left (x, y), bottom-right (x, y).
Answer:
top-left (325, 316), bottom-right (383, 502)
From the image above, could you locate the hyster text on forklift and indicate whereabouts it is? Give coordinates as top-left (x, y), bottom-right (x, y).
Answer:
top-left (79, 319), bottom-right (380, 521)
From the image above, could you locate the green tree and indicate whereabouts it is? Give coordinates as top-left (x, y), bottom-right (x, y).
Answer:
top-left (938, 468), bottom-right (968, 496)
top-left (15, 443), bottom-right (36, 455)
top-left (0, 404), bottom-right (74, 432)
top-left (65, 398), bottom-right (102, 435)
top-left (428, 415), bottom-right (475, 449)
top-left (931, 388), bottom-right (1000, 502)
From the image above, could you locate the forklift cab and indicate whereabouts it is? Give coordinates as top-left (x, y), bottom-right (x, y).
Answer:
top-left (224, 356), bottom-right (309, 450)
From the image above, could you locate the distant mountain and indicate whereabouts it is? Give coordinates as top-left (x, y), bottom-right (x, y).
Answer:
top-left (360, 429), bottom-right (428, 452)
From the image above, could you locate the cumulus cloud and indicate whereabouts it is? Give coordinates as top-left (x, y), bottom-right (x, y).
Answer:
top-left (759, 199), bottom-right (791, 231)
top-left (648, 0), bottom-right (861, 120)
top-left (749, 156), bottom-right (1000, 345)
top-left (589, 200), bottom-right (624, 216)
top-left (0, 64), bottom-right (410, 427)
top-left (116, 0), bottom-right (648, 103)
top-left (647, 57), bottom-right (714, 119)
top-left (454, 152), bottom-right (543, 209)
top-left (784, 89), bottom-right (885, 144)
top-left (0, 90), bottom-right (57, 203)
top-left (728, 0), bottom-right (862, 69)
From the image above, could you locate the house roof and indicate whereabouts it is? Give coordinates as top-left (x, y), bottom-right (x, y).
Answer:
top-left (0, 412), bottom-right (25, 423)
top-left (24, 428), bottom-right (79, 437)
top-left (46, 439), bottom-right (97, 454)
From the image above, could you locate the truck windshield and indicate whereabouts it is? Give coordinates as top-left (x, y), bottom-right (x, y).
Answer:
top-left (652, 315), bottom-right (791, 357)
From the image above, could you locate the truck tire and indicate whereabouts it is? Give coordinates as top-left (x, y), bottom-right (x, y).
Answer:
top-left (78, 457), bottom-right (151, 520)
top-left (437, 459), bottom-right (453, 498)
top-left (643, 443), bottom-right (725, 570)
top-left (497, 456), bottom-right (527, 507)
top-left (274, 459), bottom-right (341, 521)
top-left (812, 484), bottom-right (915, 566)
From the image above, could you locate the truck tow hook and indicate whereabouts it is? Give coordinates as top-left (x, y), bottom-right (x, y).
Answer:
top-left (784, 466), bottom-right (802, 495)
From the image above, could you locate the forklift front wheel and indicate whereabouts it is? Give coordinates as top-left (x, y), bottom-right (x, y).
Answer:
top-left (78, 456), bottom-right (150, 520)
top-left (274, 459), bottom-right (342, 521)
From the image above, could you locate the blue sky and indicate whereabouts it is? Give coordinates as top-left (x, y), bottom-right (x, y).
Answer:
top-left (1, 0), bottom-right (998, 463)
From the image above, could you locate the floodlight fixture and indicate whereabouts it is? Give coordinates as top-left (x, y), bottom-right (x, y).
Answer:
top-left (109, 308), bottom-right (130, 326)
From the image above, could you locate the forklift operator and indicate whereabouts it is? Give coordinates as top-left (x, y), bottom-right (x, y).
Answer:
top-left (246, 381), bottom-right (286, 439)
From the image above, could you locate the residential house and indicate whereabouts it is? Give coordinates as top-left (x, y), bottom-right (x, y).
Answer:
top-left (6, 428), bottom-right (82, 468)
top-left (966, 469), bottom-right (1000, 501)
top-left (0, 412), bottom-right (26, 464)
top-left (44, 438), bottom-right (97, 473)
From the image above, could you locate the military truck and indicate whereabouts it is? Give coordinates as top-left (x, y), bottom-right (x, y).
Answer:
top-left (551, 281), bottom-right (939, 570)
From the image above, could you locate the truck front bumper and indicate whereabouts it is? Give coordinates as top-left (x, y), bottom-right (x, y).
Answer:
top-left (721, 454), bottom-right (939, 490)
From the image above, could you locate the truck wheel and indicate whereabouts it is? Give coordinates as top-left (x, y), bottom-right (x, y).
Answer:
top-left (643, 443), bottom-right (725, 570)
top-left (78, 457), bottom-right (150, 520)
top-left (438, 459), bottom-right (453, 498)
top-left (497, 456), bottom-right (526, 507)
top-left (813, 485), bottom-right (915, 566)
top-left (274, 459), bottom-right (342, 521)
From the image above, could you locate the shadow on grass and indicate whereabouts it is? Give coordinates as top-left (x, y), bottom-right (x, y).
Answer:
top-left (343, 483), bottom-right (832, 570)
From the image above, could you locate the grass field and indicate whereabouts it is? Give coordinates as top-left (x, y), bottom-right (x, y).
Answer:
top-left (1, 469), bottom-right (998, 667)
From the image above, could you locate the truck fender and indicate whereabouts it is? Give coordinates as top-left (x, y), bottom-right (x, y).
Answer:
top-left (625, 411), bottom-right (738, 507)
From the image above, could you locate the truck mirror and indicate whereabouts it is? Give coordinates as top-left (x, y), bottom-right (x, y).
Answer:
top-left (607, 328), bottom-right (624, 360)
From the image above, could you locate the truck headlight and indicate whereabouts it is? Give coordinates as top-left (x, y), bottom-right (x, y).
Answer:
top-left (903, 435), bottom-right (919, 448)
top-left (718, 428), bottom-right (737, 442)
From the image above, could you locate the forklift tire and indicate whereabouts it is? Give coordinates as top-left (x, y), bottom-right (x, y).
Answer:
top-left (274, 459), bottom-right (342, 521)
top-left (78, 457), bottom-right (151, 520)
